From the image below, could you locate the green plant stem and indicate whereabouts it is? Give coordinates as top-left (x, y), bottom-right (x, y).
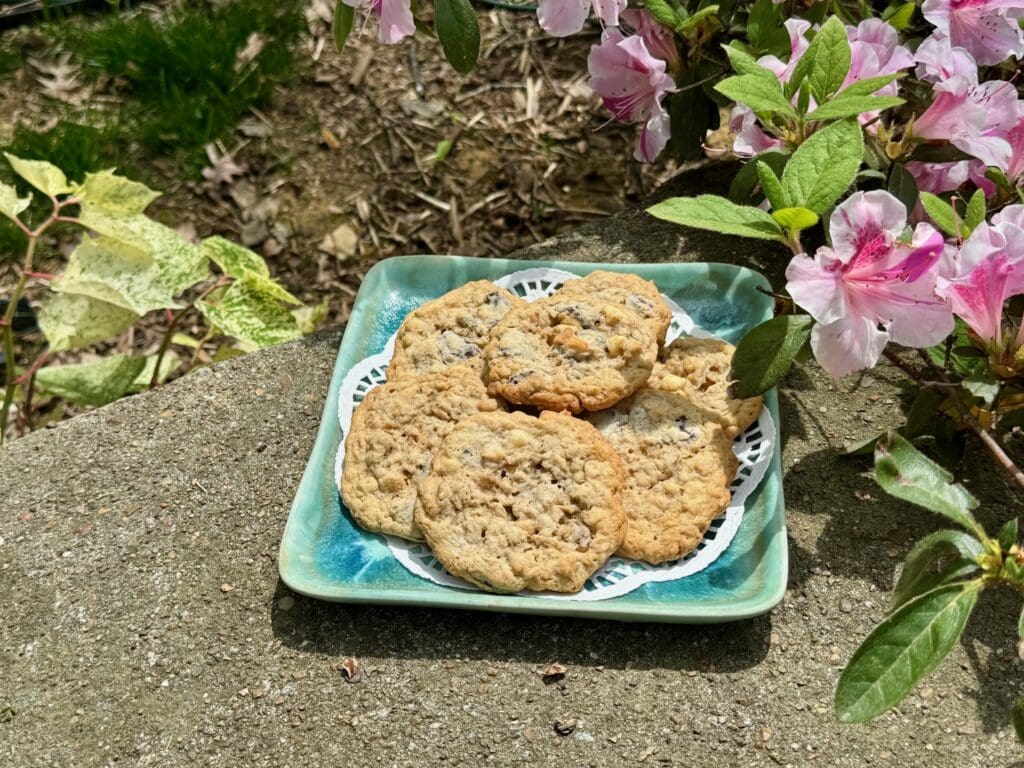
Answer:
top-left (150, 311), bottom-right (180, 389)
top-left (1, 236), bottom-right (37, 445)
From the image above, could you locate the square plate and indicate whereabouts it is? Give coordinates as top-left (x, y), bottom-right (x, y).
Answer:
top-left (279, 255), bottom-right (787, 623)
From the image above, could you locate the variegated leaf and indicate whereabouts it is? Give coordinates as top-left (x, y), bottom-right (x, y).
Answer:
top-left (201, 236), bottom-right (299, 305)
top-left (0, 182), bottom-right (31, 224)
top-left (35, 355), bottom-right (147, 406)
top-left (37, 293), bottom-right (138, 351)
top-left (4, 153), bottom-right (75, 196)
top-left (76, 169), bottom-right (160, 215)
top-left (291, 297), bottom-right (329, 334)
top-left (51, 236), bottom-right (182, 315)
top-left (128, 351), bottom-right (182, 392)
top-left (196, 281), bottom-right (301, 351)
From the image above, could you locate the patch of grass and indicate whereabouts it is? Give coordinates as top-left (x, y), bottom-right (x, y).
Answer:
top-left (64, 0), bottom-right (305, 166)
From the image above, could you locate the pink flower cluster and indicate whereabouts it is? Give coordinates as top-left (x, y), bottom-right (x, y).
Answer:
top-left (587, 11), bottom-right (679, 162)
top-left (786, 191), bottom-right (1024, 378)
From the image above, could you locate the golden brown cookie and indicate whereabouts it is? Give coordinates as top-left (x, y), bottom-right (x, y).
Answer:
top-left (388, 281), bottom-right (525, 380)
top-left (587, 388), bottom-right (737, 565)
top-left (341, 366), bottom-right (504, 540)
top-left (416, 410), bottom-right (627, 593)
top-left (648, 337), bottom-right (763, 438)
top-left (558, 270), bottom-right (672, 345)
top-left (483, 294), bottom-right (657, 413)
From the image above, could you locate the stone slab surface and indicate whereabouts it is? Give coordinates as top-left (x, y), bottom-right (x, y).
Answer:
top-left (3, 169), bottom-right (1023, 766)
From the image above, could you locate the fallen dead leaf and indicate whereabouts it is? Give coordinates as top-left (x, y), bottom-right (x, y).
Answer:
top-left (319, 223), bottom-right (359, 260)
top-left (540, 662), bottom-right (566, 682)
top-left (220, 583), bottom-right (236, 593)
top-left (553, 718), bottom-right (576, 736)
top-left (341, 656), bottom-right (363, 683)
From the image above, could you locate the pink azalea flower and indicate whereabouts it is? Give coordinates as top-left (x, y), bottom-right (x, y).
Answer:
top-left (912, 77), bottom-right (1019, 168)
top-left (537, 0), bottom-right (626, 37)
top-left (620, 9), bottom-right (679, 66)
top-left (785, 191), bottom-right (953, 378)
top-left (999, 105), bottom-right (1024, 182)
top-left (758, 19), bottom-right (813, 82)
top-left (588, 28), bottom-right (674, 162)
top-left (937, 216), bottom-right (1024, 345)
top-left (914, 33), bottom-right (978, 83)
top-left (343, 0), bottom-right (414, 44)
top-left (729, 106), bottom-right (784, 157)
top-left (921, 0), bottom-right (1024, 66)
top-left (845, 19), bottom-right (914, 95)
top-left (905, 160), bottom-right (992, 195)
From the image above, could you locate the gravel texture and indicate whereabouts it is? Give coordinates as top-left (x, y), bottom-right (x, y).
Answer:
top-left (3, 170), bottom-right (1024, 766)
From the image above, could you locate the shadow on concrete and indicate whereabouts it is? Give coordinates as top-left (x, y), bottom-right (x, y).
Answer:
top-left (269, 577), bottom-right (771, 673)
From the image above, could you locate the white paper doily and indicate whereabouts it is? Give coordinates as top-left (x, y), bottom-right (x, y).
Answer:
top-left (335, 268), bottom-right (776, 601)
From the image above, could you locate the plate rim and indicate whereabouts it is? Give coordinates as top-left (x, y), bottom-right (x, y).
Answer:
top-left (278, 255), bottom-right (788, 623)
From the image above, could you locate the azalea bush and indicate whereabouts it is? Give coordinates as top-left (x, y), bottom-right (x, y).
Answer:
top-left (335, 0), bottom-right (1024, 739)
top-left (0, 154), bottom-right (326, 443)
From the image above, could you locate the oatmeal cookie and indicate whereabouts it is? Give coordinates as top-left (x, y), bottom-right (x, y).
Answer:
top-left (558, 270), bottom-right (672, 345)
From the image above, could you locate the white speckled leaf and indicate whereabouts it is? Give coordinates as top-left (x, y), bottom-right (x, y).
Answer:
top-left (0, 182), bottom-right (31, 224)
top-left (79, 210), bottom-right (209, 294)
top-left (128, 351), bottom-right (181, 392)
top-left (37, 293), bottom-right (138, 351)
top-left (196, 280), bottom-right (301, 351)
top-left (51, 236), bottom-right (182, 315)
top-left (4, 153), bottom-right (74, 196)
top-left (201, 236), bottom-right (299, 305)
top-left (76, 169), bottom-right (160, 215)
top-left (35, 355), bottom-right (148, 406)
top-left (291, 297), bottom-right (329, 334)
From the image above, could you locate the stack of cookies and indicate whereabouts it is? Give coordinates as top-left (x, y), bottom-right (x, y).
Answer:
top-left (340, 272), bottom-right (762, 594)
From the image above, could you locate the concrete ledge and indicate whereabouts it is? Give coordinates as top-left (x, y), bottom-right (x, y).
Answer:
top-left (2, 170), bottom-right (1022, 766)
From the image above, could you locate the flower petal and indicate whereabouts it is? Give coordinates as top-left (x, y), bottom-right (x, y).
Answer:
top-left (785, 252), bottom-right (847, 325)
top-left (828, 190), bottom-right (908, 265)
top-left (538, 0), bottom-right (591, 37)
top-left (811, 314), bottom-right (890, 379)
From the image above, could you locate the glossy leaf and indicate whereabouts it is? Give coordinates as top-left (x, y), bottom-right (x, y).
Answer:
top-left (782, 119), bottom-right (863, 214)
top-left (4, 153), bottom-right (74, 196)
top-left (887, 164), bottom-right (919, 215)
top-left (962, 373), bottom-right (999, 405)
top-left (729, 150), bottom-right (788, 203)
top-left (0, 182), bottom-right (31, 224)
top-left (745, 0), bottom-right (789, 56)
top-left (37, 293), bottom-right (138, 352)
top-left (435, 0), bottom-right (480, 74)
top-left (333, 0), bottom-right (355, 52)
top-left (883, 1), bottom-right (915, 29)
top-left (51, 236), bottom-right (181, 315)
top-left (999, 518), bottom-right (1019, 551)
top-left (648, 195), bottom-right (784, 241)
top-left (891, 529), bottom-right (982, 610)
top-left (874, 432), bottom-right (983, 537)
top-left (836, 581), bottom-right (980, 723)
top-left (790, 16), bottom-right (850, 100)
top-left (715, 74), bottom-right (797, 118)
top-left (76, 169), bottom-right (160, 215)
top-left (79, 210), bottom-right (209, 294)
top-left (965, 188), bottom-right (986, 232)
top-left (35, 355), bottom-right (147, 406)
top-left (731, 314), bottom-right (813, 397)
top-left (838, 73), bottom-right (901, 97)
top-left (196, 281), bottom-right (302, 351)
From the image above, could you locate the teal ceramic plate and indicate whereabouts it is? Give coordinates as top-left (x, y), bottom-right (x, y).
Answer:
top-left (279, 255), bottom-right (787, 623)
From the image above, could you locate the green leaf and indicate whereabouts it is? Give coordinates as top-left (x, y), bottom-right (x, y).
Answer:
top-left (919, 192), bottom-right (961, 237)
top-left (999, 518), bottom-right (1019, 550)
top-left (1013, 697), bottom-right (1024, 743)
top-left (128, 351), bottom-right (181, 392)
top-left (212, 344), bottom-right (247, 362)
top-left (0, 182), bottom-right (31, 224)
top-left (757, 161), bottom-right (789, 210)
top-left (668, 73), bottom-right (720, 162)
top-left (292, 297), bottom-right (330, 334)
top-left (1018, 603), bottom-right (1024, 639)
top-left (782, 119), bottom-right (863, 214)
top-left (772, 206), bottom-right (818, 231)
top-left (647, 195), bottom-right (784, 241)
top-left (35, 355), bottom-right (147, 406)
top-left (645, 0), bottom-right (683, 29)
top-left (874, 432), bottom-right (984, 537)
top-left (962, 373), bottom-right (999, 405)
top-left (76, 169), bottom-right (160, 215)
top-left (891, 529), bottom-right (982, 610)
top-left (78, 211), bottom-right (209, 295)
top-left (745, 0), bottom-right (789, 56)
top-left (50, 236), bottom-right (182, 315)
top-left (837, 73), bottom-right (901, 97)
top-left (790, 16), bottom-right (850, 101)
top-left (729, 150), bottom-right (788, 203)
top-left (4, 153), bottom-right (74, 196)
top-left (730, 314), bottom-right (813, 397)
top-left (196, 281), bottom-right (302, 351)
top-left (835, 581), bottom-right (980, 723)
top-left (677, 5), bottom-right (720, 33)
top-left (434, 0), bottom-right (480, 75)
top-left (883, 1), bottom-right (916, 29)
top-left (715, 74), bottom-right (797, 118)
top-left (887, 164), bottom-right (919, 215)
top-left (722, 43), bottom-right (769, 77)
top-left (965, 188), bottom-right (986, 232)
top-left (37, 293), bottom-right (139, 352)
top-left (986, 167), bottom-right (1012, 189)
top-left (805, 94), bottom-right (903, 121)
top-left (333, 0), bottom-right (355, 52)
